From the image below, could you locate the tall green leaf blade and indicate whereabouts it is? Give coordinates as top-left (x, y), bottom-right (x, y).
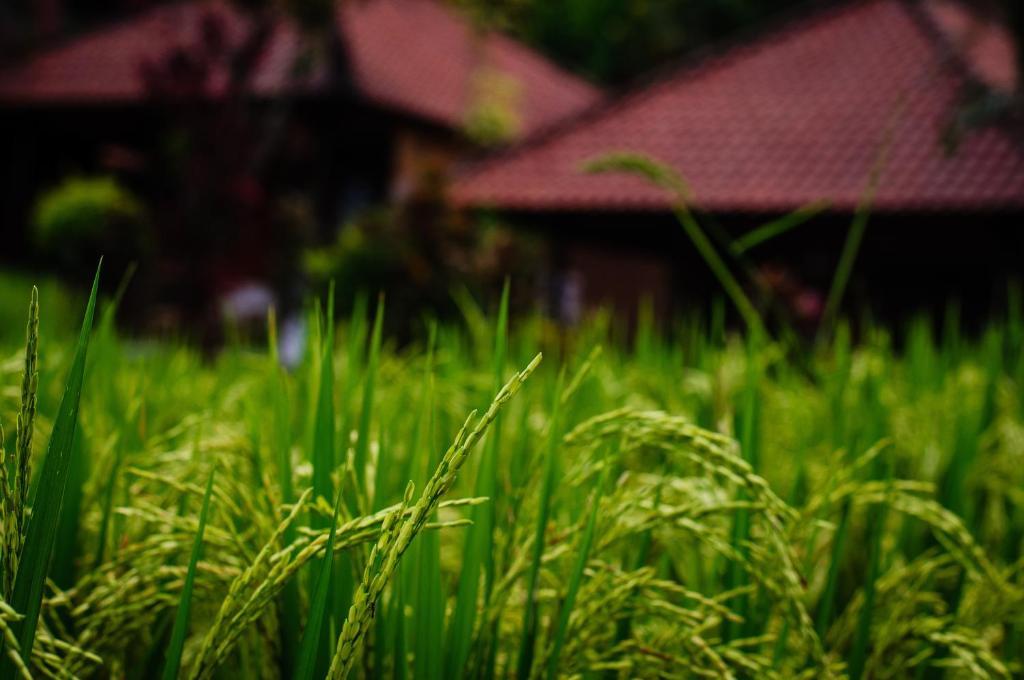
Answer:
top-left (848, 445), bottom-right (893, 680)
top-left (161, 465), bottom-right (216, 680)
top-left (310, 284), bottom-right (342, 678)
top-left (268, 308), bottom-right (301, 674)
top-left (354, 294), bottom-right (384, 498)
top-left (410, 326), bottom-right (443, 680)
top-left (546, 460), bottom-right (609, 679)
top-left (447, 284), bottom-right (509, 678)
top-left (312, 286), bottom-right (336, 513)
top-left (724, 335), bottom-right (761, 641)
top-left (730, 200), bottom-right (829, 255)
top-left (2, 262), bottom-right (100, 672)
top-left (50, 413), bottom-right (87, 589)
top-left (585, 153), bottom-right (766, 337)
top-left (516, 370), bottom-right (563, 680)
top-left (295, 488), bottom-right (345, 680)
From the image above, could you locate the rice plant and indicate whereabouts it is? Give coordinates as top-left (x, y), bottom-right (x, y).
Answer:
top-left (0, 270), bottom-right (1021, 679)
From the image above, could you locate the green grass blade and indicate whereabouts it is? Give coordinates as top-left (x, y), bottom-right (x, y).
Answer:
top-left (816, 500), bottom-right (850, 640)
top-left (848, 446), bottom-right (893, 680)
top-left (296, 488), bottom-right (345, 680)
top-left (481, 281), bottom-right (509, 613)
top-left (93, 431), bottom-right (124, 569)
top-left (546, 459), bottom-right (609, 679)
top-left (447, 283), bottom-right (510, 678)
top-left (411, 327), bottom-right (444, 680)
top-left (161, 465), bottom-right (216, 680)
top-left (516, 370), bottom-right (564, 680)
top-left (355, 294), bottom-right (385, 501)
top-left (310, 284), bottom-right (344, 677)
top-left (818, 98), bottom-right (904, 341)
top-left (725, 336), bottom-right (761, 641)
top-left (586, 153), bottom-right (765, 336)
top-left (267, 308), bottom-right (300, 674)
top-left (51, 414), bottom-right (87, 589)
top-left (338, 291), bottom-right (369, 469)
top-left (2, 262), bottom-right (100, 672)
top-left (312, 287), bottom-right (337, 512)
top-left (730, 200), bottom-right (829, 255)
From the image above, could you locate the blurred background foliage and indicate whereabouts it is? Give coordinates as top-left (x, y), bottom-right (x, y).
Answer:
top-left (455, 0), bottom-right (802, 84)
top-left (304, 183), bottom-right (545, 338)
top-left (31, 176), bottom-right (153, 282)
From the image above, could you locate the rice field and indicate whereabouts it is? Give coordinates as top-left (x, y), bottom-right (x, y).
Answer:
top-left (1, 269), bottom-right (1023, 679)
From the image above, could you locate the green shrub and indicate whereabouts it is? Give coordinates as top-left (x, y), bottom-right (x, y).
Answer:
top-left (305, 198), bottom-right (543, 334)
top-left (32, 176), bottom-right (152, 276)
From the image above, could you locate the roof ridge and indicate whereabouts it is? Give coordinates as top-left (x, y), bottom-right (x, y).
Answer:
top-left (0, 0), bottom-right (178, 70)
top-left (347, 0), bottom-right (602, 137)
top-left (452, 0), bottom-right (1024, 212)
top-left (1, 0), bottom-right (599, 134)
top-left (454, 0), bottom-right (867, 180)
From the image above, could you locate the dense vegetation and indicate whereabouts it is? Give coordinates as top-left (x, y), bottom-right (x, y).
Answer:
top-left (0, 266), bottom-right (1021, 679)
top-left (456, 0), bottom-right (800, 84)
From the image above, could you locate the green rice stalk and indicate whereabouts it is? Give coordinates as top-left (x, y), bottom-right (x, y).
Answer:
top-left (516, 369), bottom-right (564, 680)
top-left (330, 353), bottom-right (542, 679)
top-left (730, 201), bottom-right (829, 255)
top-left (354, 293), bottom-right (384, 497)
top-left (2, 286), bottom-right (39, 600)
top-left (161, 465), bottom-right (216, 680)
top-left (410, 327), bottom-right (444, 680)
top-left (267, 306), bottom-right (301, 673)
top-left (295, 485), bottom-right (345, 680)
top-left (1, 262), bottom-right (100, 675)
top-left (447, 283), bottom-right (511, 678)
top-left (544, 457), bottom-right (611, 679)
top-left (818, 96), bottom-right (905, 341)
top-left (848, 446), bottom-right (893, 679)
top-left (585, 153), bottom-right (765, 337)
top-left (15, 286), bottom-right (39, 552)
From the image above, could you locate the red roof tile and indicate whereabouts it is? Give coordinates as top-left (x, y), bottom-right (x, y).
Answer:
top-left (452, 0), bottom-right (1024, 213)
top-left (0, 0), bottom-right (601, 136)
top-left (340, 0), bottom-right (601, 134)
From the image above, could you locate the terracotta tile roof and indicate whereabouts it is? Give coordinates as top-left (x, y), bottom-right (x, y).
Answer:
top-left (339, 0), bottom-right (601, 134)
top-left (452, 0), bottom-right (1024, 213)
top-left (0, 0), bottom-right (601, 136)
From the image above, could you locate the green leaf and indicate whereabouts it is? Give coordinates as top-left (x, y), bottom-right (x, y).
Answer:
top-left (848, 445), bottom-right (893, 680)
top-left (161, 465), bottom-right (216, 680)
top-left (267, 307), bottom-right (301, 674)
top-left (309, 283), bottom-right (343, 677)
top-left (546, 458), bottom-right (609, 679)
top-left (730, 200), bottom-right (828, 255)
top-left (818, 100), bottom-right (903, 342)
top-left (410, 325), bottom-right (443, 680)
top-left (447, 283), bottom-right (510, 678)
top-left (516, 369), bottom-right (564, 680)
top-left (354, 293), bottom-right (385, 498)
top-left (311, 285), bottom-right (336, 512)
top-left (586, 152), bottom-right (766, 337)
top-left (50, 413), bottom-right (87, 589)
top-left (295, 487), bottom-right (345, 680)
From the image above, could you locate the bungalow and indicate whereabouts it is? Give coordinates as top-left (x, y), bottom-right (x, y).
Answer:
top-left (0, 0), bottom-right (601, 303)
top-left (452, 0), bottom-right (1024, 328)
